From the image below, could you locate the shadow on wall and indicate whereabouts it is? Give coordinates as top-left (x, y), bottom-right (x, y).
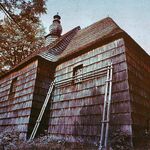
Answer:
top-left (73, 104), bottom-right (101, 144)
top-left (73, 86), bottom-right (103, 144)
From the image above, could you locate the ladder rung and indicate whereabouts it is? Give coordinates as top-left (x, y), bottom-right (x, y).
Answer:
top-left (105, 79), bottom-right (112, 82)
top-left (101, 120), bottom-right (109, 123)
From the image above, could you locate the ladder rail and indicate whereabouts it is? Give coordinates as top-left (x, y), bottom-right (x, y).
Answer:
top-left (29, 80), bottom-right (55, 141)
top-left (99, 66), bottom-right (110, 149)
top-left (99, 63), bottom-right (113, 150)
top-left (104, 63), bottom-right (113, 147)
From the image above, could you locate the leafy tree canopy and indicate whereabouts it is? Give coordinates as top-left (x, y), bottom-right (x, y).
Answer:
top-left (0, 0), bottom-right (47, 76)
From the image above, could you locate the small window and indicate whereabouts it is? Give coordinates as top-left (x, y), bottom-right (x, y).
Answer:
top-left (73, 64), bottom-right (83, 84)
top-left (8, 78), bottom-right (17, 100)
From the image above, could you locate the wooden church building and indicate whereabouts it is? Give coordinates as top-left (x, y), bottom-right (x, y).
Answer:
top-left (0, 14), bottom-right (150, 148)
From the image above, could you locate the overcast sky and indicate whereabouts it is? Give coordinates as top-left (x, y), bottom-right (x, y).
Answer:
top-left (41, 0), bottom-right (150, 55)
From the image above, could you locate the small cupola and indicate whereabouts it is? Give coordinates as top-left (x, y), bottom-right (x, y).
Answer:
top-left (45, 13), bottom-right (62, 46)
top-left (49, 13), bottom-right (62, 37)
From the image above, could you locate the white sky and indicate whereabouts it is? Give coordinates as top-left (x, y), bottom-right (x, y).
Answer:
top-left (41, 0), bottom-right (150, 55)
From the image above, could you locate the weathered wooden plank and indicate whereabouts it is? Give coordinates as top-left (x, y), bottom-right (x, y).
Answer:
top-left (48, 38), bottom-right (130, 143)
top-left (125, 44), bottom-right (150, 145)
top-left (0, 60), bottom-right (38, 139)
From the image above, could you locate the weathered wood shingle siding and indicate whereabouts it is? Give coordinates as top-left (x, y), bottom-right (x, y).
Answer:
top-left (0, 61), bottom-right (38, 139)
top-left (48, 38), bottom-right (132, 144)
top-left (27, 58), bottom-right (55, 138)
top-left (125, 42), bottom-right (150, 146)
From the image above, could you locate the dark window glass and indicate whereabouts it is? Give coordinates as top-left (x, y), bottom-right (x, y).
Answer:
top-left (8, 78), bottom-right (17, 100)
top-left (73, 64), bottom-right (83, 84)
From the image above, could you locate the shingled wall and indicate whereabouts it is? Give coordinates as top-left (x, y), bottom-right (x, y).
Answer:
top-left (0, 60), bottom-right (38, 139)
top-left (48, 38), bottom-right (132, 144)
top-left (27, 59), bottom-right (54, 138)
top-left (125, 41), bottom-right (150, 147)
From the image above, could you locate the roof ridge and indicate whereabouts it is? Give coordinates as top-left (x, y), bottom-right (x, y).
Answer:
top-left (80, 17), bottom-right (115, 31)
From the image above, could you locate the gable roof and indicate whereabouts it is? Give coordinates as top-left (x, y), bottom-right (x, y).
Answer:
top-left (2, 17), bottom-right (149, 78)
top-left (38, 17), bottom-right (124, 62)
top-left (0, 17), bottom-right (124, 77)
top-left (45, 17), bottom-right (149, 63)
top-left (57, 17), bottom-right (123, 60)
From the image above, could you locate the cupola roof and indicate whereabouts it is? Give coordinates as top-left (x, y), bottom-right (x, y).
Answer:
top-left (49, 13), bottom-right (62, 36)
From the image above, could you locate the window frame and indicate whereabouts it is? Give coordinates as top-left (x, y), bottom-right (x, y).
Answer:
top-left (8, 77), bottom-right (17, 100)
top-left (72, 64), bottom-right (83, 84)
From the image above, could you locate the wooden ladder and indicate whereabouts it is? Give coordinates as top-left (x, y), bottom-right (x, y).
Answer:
top-left (29, 80), bottom-right (55, 141)
top-left (99, 63), bottom-right (113, 150)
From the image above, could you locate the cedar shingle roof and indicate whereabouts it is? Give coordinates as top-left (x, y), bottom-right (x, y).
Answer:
top-left (39, 26), bottom-right (80, 61)
top-left (58, 17), bottom-right (123, 60)
top-left (39, 17), bottom-right (123, 62)
top-left (0, 17), bottom-right (124, 77)
top-left (2, 17), bottom-right (140, 77)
